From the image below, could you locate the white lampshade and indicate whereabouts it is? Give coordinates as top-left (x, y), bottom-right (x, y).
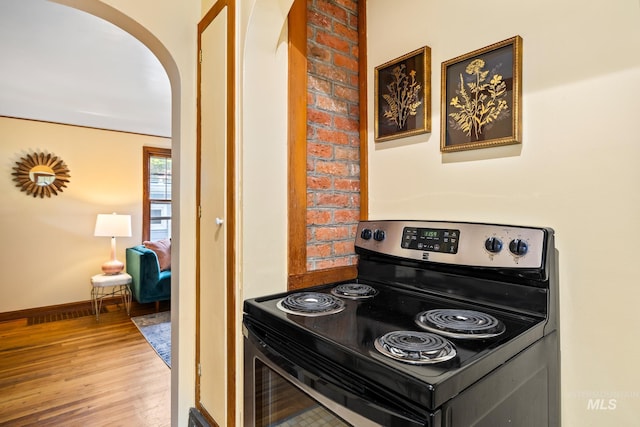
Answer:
top-left (94, 213), bottom-right (131, 274)
top-left (94, 213), bottom-right (132, 237)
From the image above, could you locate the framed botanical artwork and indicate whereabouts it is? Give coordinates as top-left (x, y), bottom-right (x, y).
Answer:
top-left (441, 36), bottom-right (522, 152)
top-left (375, 46), bottom-right (431, 142)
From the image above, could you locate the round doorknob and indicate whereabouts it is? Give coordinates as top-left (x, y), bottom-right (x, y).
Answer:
top-left (215, 217), bottom-right (224, 225)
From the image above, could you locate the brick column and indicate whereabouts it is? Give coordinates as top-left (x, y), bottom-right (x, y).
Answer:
top-left (306, 0), bottom-right (360, 271)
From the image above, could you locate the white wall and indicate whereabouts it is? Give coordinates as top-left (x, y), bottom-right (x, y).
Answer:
top-left (241, 0), bottom-right (291, 302)
top-left (0, 117), bottom-right (170, 312)
top-left (367, 1), bottom-right (640, 426)
top-left (238, 0), bottom-right (293, 424)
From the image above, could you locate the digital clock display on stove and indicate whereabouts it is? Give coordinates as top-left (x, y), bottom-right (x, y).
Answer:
top-left (402, 227), bottom-right (460, 254)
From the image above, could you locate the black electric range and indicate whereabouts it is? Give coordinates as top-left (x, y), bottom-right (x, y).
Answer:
top-left (243, 220), bottom-right (559, 427)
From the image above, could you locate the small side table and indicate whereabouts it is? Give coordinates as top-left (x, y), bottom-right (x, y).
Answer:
top-left (90, 273), bottom-right (132, 321)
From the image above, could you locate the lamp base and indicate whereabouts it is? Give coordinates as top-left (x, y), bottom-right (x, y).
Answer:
top-left (101, 259), bottom-right (124, 275)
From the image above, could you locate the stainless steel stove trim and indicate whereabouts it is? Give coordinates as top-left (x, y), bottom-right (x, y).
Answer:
top-left (356, 220), bottom-right (546, 269)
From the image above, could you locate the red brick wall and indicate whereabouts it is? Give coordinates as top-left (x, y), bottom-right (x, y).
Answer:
top-left (306, 0), bottom-right (360, 270)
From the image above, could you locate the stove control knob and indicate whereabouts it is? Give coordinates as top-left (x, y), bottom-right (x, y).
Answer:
top-left (484, 237), bottom-right (503, 253)
top-left (360, 228), bottom-right (373, 240)
top-left (509, 239), bottom-right (528, 256)
top-left (373, 229), bottom-right (386, 242)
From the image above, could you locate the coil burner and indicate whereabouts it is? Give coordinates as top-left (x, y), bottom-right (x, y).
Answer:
top-left (276, 292), bottom-right (346, 317)
top-left (415, 309), bottom-right (506, 339)
top-left (374, 331), bottom-right (456, 364)
top-left (331, 283), bottom-right (378, 300)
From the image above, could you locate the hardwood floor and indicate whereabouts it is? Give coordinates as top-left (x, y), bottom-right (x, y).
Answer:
top-left (0, 302), bottom-right (171, 426)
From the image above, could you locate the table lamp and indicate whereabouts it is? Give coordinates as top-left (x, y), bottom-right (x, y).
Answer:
top-left (94, 213), bottom-right (132, 274)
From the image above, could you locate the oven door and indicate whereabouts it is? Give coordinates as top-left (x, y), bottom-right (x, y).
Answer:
top-left (243, 320), bottom-right (439, 427)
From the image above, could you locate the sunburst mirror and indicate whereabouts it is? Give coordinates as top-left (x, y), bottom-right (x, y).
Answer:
top-left (12, 152), bottom-right (71, 198)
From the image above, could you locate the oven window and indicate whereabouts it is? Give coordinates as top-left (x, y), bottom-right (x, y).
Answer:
top-left (255, 359), bottom-right (350, 426)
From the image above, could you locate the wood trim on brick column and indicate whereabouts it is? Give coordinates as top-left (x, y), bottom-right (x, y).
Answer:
top-left (358, 0), bottom-right (368, 217)
top-left (288, 0), bottom-right (308, 279)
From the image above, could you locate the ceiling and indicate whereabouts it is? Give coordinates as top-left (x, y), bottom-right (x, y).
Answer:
top-left (0, 0), bottom-right (171, 137)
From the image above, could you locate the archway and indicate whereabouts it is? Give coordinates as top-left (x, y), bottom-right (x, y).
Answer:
top-left (50, 0), bottom-right (182, 423)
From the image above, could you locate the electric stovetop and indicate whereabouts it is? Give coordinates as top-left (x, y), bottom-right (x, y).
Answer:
top-left (243, 279), bottom-right (546, 410)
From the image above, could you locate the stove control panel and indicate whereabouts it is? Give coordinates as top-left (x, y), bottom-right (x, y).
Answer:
top-left (401, 227), bottom-right (460, 254)
top-left (356, 220), bottom-right (547, 268)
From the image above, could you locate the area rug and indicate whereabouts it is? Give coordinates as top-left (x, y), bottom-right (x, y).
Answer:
top-left (131, 311), bottom-right (171, 368)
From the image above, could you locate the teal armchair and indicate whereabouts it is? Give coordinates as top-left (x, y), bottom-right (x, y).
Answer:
top-left (126, 245), bottom-right (171, 304)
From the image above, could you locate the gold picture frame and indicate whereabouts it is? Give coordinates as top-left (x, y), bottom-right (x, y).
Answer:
top-left (441, 36), bottom-right (522, 152)
top-left (375, 46), bottom-right (431, 142)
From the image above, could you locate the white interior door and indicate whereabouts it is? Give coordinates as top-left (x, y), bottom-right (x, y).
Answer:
top-left (198, 5), bottom-right (228, 425)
